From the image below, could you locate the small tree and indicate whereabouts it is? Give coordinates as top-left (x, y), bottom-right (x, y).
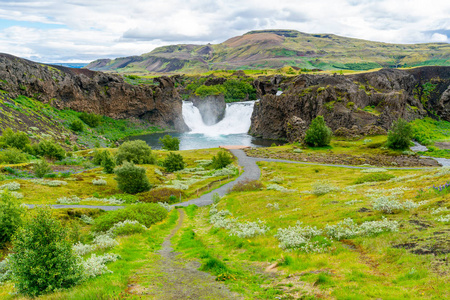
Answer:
top-left (9, 208), bottom-right (82, 296)
top-left (34, 140), bottom-right (65, 160)
top-left (69, 120), bottom-right (84, 132)
top-left (102, 151), bottom-right (115, 174)
top-left (0, 191), bottom-right (24, 248)
top-left (33, 159), bottom-right (52, 178)
top-left (386, 118), bottom-right (413, 150)
top-left (304, 115), bottom-right (332, 147)
top-left (115, 140), bottom-right (156, 165)
top-left (163, 152), bottom-right (185, 172)
top-left (79, 112), bottom-right (102, 128)
top-left (114, 161), bottom-right (152, 194)
top-left (0, 128), bottom-right (30, 151)
top-left (159, 135), bottom-right (180, 151)
top-left (211, 151), bottom-right (233, 169)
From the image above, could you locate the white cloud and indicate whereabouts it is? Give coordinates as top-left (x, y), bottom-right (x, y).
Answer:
top-left (0, 0), bottom-right (448, 62)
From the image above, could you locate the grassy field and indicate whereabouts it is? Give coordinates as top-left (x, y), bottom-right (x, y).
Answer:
top-left (0, 133), bottom-right (449, 299)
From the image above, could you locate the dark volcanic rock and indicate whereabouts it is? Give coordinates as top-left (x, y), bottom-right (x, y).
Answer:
top-left (250, 67), bottom-right (450, 141)
top-left (0, 53), bottom-right (188, 131)
top-left (190, 95), bottom-right (226, 125)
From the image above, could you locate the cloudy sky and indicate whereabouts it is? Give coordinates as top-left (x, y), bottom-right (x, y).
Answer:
top-left (0, 0), bottom-right (448, 63)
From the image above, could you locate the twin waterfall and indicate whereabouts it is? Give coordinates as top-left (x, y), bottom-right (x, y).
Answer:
top-left (182, 101), bottom-right (255, 136)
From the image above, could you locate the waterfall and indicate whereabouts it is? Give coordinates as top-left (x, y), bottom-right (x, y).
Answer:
top-left (182, 101), bottom-right (255, 136)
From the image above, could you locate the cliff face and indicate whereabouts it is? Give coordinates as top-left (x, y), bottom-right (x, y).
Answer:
top-left (0, 53), bottom-right (188, 131)
top-left (250, 67), bottom-right (450, 142)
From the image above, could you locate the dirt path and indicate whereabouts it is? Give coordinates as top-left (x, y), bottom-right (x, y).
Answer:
top-left (129, 209), bottom-right (239, 299)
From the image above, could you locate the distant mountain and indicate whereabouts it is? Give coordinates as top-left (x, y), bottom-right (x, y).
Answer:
top-left (86, 29), bottom-right (450, 74)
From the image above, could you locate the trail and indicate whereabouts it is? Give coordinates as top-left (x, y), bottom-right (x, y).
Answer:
top-left (128, 209), bottom-right (239, 299)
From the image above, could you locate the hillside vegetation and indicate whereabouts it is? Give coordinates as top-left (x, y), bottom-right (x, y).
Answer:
top-left (86, 29), bottom-right (450, 74)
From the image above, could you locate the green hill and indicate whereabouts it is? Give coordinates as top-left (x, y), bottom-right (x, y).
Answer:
top-left (86, 29), bottom-right (450, 74)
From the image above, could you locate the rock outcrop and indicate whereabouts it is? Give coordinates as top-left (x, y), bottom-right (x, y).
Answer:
top-left (250, 67), bottom-right (450, 142)
top-left (190, 95), bottom-right (226, 125)
top-left (0, 53), bottom-right (188, 131)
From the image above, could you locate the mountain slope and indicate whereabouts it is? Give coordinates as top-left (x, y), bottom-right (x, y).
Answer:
top-left (86, 29), bottom-right (450, 74)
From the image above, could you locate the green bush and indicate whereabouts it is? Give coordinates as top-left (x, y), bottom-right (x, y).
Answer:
top-left (92, 203), bottom-right (168, 232)
top-left (159, 135), bottom-right (180, 151)
top-left (79, 112), bottom-right (102, 128)
top-left (0, 191), bottom-right (24, 248)
top-left (223, 79), bottom-right (256, 101)
top-left (0, 128), bottom-right (30, 151)
top-left (387, 118), bottom-right (413, 150)
top-left (101, 151), bottom-right (115, 174)
top-left (304, 116), bottom-right (332, 147)
top-left (194, 85), bottom-right (223, 97)
top-left (163, 152), bottom-right (185, 172)
top-left (115, 140), bottom-right (156, 165)
top-left (114, 161), bottom-right (152, 194)
top-left (9, 208), bottom-right (82, 296)
top-left (33, 159), bottom-right (52, 178)
top-left (34, 140), bottom-right (65, 160)
top-left (355, 173), bottom-right (395, 184)
top-left (69, 120), bottom-right (84, 132)
top-left (211, 150), bottom-right (233, 169)
top-left (0, 148), bottom-right (28, 164)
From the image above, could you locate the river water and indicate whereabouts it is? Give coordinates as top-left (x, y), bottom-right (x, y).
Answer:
top-left (129, 101), bottom-right (282, 150)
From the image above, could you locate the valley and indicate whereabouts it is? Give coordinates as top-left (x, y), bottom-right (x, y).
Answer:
top-left (0, 51), bottom-right (449, 299)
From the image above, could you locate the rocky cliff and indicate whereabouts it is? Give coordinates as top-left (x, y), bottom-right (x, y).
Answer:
top-left (250, 67), bottom-right (450, 142)
top-left (0, 53), bottom-right (188, 131)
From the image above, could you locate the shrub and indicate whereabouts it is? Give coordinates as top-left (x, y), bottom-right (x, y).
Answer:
top-left (106, 220), bottom-right (147, 237)
top-left (9, 208), bottom-right (82, 296)
top-left (115, 140), bottom-right (156, 165)
top-left (312, 181), bottom-right (336, 196)
top-left (0, 128), bottom-right (30, 151)
top-left (0, 147), bottom-right (28, 164)
top-left (92, 179), bottom-right (107, 186)
top-left (0, 182), bottom-right (21, 191)
top-left (114, 161), bottom-right (151, 194)
top-left (140, 188), bottom-right (184, 204)
top-left (69, 120), bottom-right (84, 132)
top-left (163, 152), bottom-right (185, 172)
top-left (79, 112), bottom-right (102, 128)
top-left (387, 118), bottom-right (413, 150)
top-left (223, 79), bottom-right (256, 101)
top-left (35, 140), bottom-right (65, 160)
top-left (33, 159), bottom-right (52, 178)
top-left (101, 151), bottom-right (115, 174)
top-left (354, 173), bottom-right (395, 184)
top-left (304, 116), bottom-right (332, 147)
top-left (81, 253), bottom-right (120, 278)
top-left (230, 180), bottom-right (263, 192)
top-left (325, 217), bottom-right (398, 240)
top-left (0, 191), bottom-right (24, 247)
top-left (92, 150), bottom-right (104, 165)
top-left (275, 221), bottom-right (328, 253)
top-left (92, 203), bottom-right (168, 232)
top-left (194, 85), bottom-right (223, 97)
top-left (211, 151), bottom-right (233, 169)
top-left (159, 135), bottom-right (180, 151)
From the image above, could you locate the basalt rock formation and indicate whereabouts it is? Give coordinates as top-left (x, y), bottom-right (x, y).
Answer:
top-left (190, 95), bottom-right (226, 125)
top-left (250, 67), bottom-right (450, 142)
top-left (0, 53), bottom-right (188, 131)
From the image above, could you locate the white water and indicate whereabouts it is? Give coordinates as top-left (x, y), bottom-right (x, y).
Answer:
top-left (182, 101), bottom-right (255, 136)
